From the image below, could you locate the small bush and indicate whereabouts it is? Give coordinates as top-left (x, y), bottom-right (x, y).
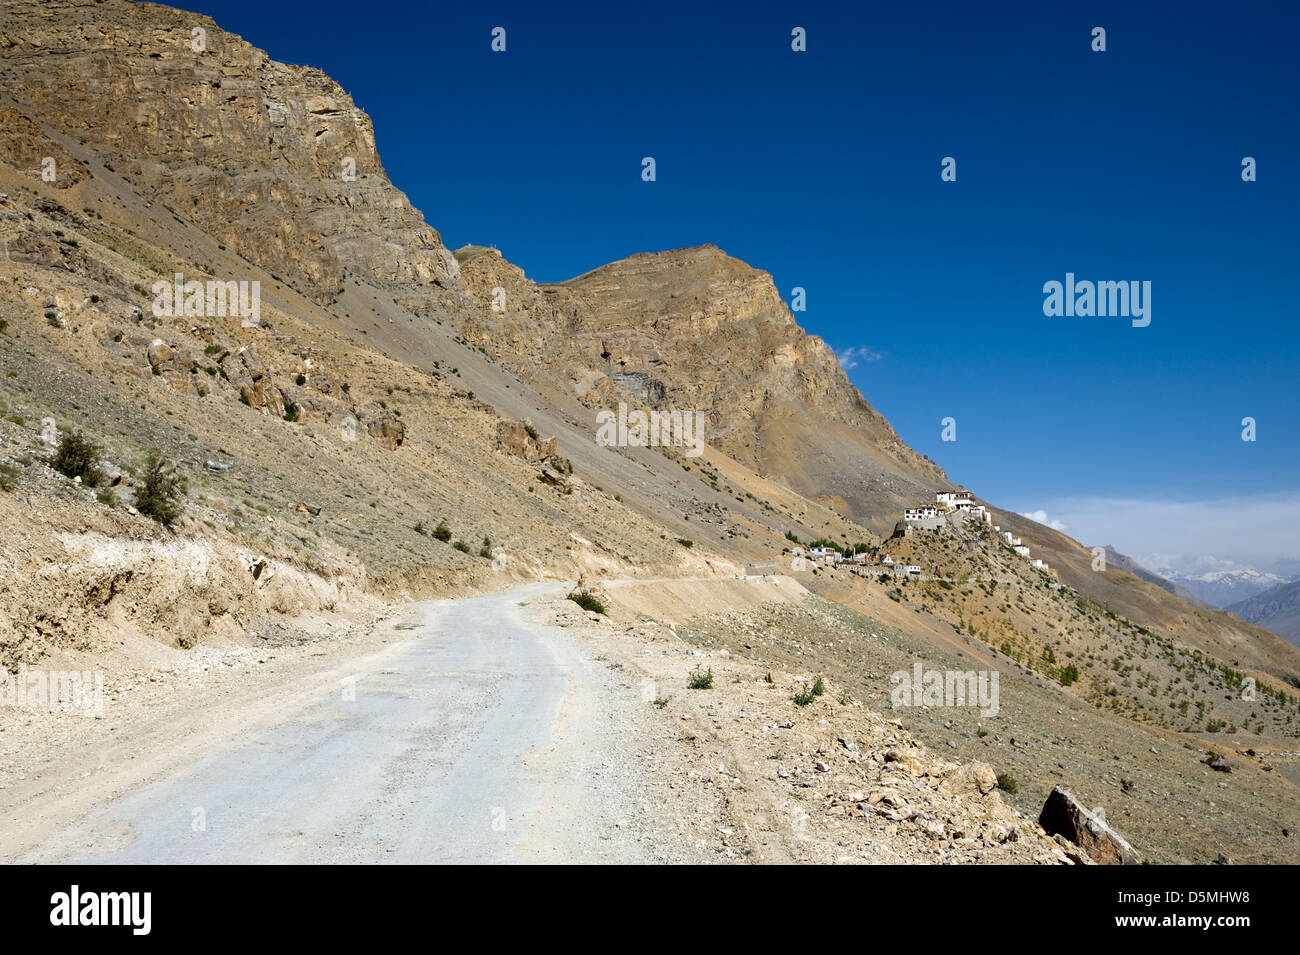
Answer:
top-left (811, 676), bottom-right (825, 697)
top-left (452, 540), bottom-right (471, 554)
top-left (567, 589), bottom-right (607, 615)
top-left (134, 450), bottom-right (186, 526)
top-left (996, 773), bottom-right (1018, 794)
top-left (295, 373), bottom-right (307, 386)
top-left (413, 521), bottom-right (426, 535)
top-left (432, 519), bottom-right (452, 542)
top-left (677, 538), bottom-right (694, 548)
top-left (792, 685), bottom-right (816, 706)
top-left (687, 665), bottom-right (714, 690)
top-left (0, 461), bottom-right (18, 491)
top-left (96, 487), bottom-right (117, 507)
top-left (52, 431), bottom-right (104, 486)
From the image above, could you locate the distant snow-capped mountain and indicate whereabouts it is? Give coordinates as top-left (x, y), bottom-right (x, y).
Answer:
top-left (1154, 567), bottom-right (1292, 608)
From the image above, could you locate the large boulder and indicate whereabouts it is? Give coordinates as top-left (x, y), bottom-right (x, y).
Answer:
top-left (496, 419), bottom-right (556, 463)
top-left (1038, 787), bottom-right (1139, 865)
top-left (363, 410), bottom-right (405, 449)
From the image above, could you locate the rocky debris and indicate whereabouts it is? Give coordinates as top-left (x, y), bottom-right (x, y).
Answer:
top-left (361, 410), bottom-right (404, 449)
top-left (238, 552), bottom-right (274, 586)
top-left (1038, 787), bottom-right (1139, 865)
top-left (539, 466), bottom-right (570, 490)
top-left (1203, 753), bottom-right (1236, 773)
top-left (496, 419), bottom-right (557, 463)
top-left (293, 502), bottom-right (322, 516)
top-left (937, 761), bottom-right (999, 797)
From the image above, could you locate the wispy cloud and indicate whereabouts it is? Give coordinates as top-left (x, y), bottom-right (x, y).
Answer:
top-left (1020, 508), bottom-right (1067, 531)
top-left (835, 345), bottom-right (883, 370)
top-left (1020, 491), bottom-right (1300, 578)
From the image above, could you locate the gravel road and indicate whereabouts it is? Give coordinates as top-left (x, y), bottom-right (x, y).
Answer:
top-left (19, 582), bottom-right (680, 863)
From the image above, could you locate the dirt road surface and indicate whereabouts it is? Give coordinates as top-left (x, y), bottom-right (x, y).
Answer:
top-left (13, 583), bottom-right (704, 864)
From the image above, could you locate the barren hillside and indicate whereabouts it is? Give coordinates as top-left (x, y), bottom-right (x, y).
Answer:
top-left (2, 0), bottom-right (1298, 866)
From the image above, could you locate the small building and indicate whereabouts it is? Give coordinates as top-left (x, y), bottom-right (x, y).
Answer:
top-left (1014, 544), bottom-right (1031, 557)
top-left (936, 490), bottom-right (975, 510)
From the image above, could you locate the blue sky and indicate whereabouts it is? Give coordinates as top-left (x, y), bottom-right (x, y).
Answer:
top-left (172, 0), bottom-right (1299, 574)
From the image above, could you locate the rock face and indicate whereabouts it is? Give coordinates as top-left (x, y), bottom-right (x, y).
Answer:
top-left (1038, 787), bottom-right (1140, 865)
top-left (496, 419), bottom-right (556, 463)
top-left (457, 244), bottom-right (948, 533)
top-left (0, 0), bottom-right (461, 306)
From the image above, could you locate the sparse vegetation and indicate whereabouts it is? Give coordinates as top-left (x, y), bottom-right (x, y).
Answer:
top-left (567, 589), bottom-right (607, 615)
top-left (134, 450), bottom-right (186, 526)
top-left (687, 665), bottom-right (714, 690)
top-left (51, 431), bottom-right (104, 487)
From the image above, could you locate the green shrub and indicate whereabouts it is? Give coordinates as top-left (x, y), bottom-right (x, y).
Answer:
top-left (996, 773), bottom-right (1018, 794)
top-left (792, 685), bottom-right (816, 706)
top-left (687, 665), bottom-right (714, 690)
top-left (134, 450), bottom-right (186, 526)
top-left (811, 676), bottom-right (825, 697)
top-left (52, 431), bottom-right (104, 486)
top-left (432, 519), bottom-right (452, 542)
top-left (0, 461), bottom-right (18, 491)
top-left (567, 589), bottom-right (607, 615)
top-left (452, 540), bottom-right (471, 554)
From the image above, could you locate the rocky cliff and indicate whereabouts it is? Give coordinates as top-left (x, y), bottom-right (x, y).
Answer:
top-left (0, 0), bottom-right (461, 306)
top-left (457, 243), bottom-right (949, 530)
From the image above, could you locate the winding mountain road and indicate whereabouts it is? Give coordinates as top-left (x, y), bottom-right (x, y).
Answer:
top-left (18, 583), bottom-right (671, 864)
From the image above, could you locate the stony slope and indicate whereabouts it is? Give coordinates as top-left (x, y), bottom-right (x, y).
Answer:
top-left (3, 0), bottom-right (1299, 865)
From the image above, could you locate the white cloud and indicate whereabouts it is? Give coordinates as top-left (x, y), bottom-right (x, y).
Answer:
top-left (1021, 491), bottom-right (1300, 578)
top-left (1020, 508), bottom-right (1067, 531)
top-left (835, 346), bottom-right (883, 370)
